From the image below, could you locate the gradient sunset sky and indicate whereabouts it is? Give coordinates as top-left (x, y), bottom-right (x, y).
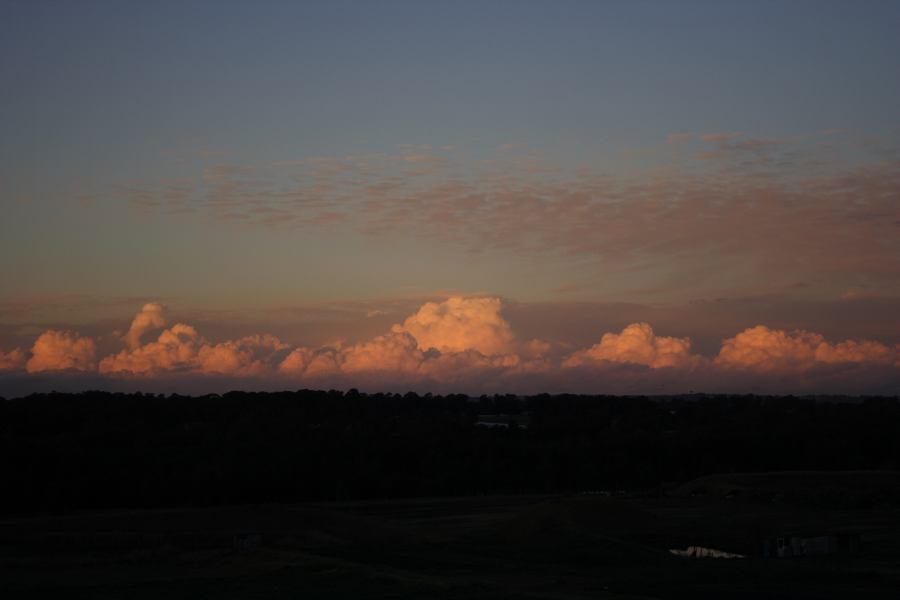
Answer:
top-left (2, 0), bottom-right (899, 396)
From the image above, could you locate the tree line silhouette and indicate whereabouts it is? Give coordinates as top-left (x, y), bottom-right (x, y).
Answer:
top-left (2, 390), bottom-right (899, 515)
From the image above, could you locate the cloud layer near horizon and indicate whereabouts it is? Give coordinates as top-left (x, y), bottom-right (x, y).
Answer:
top-left (2, 297), bottom-right (899, 395)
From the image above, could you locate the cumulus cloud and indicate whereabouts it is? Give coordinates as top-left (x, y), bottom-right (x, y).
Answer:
top-left (101, 324), bottom-right (287, 377)
top-left (5, 298), bottom-right (900, 396)
top-left (716, 325), bottom-right (899, 371)
top-left (815, 339), bottom-right (897, 365)
top-left (100, 323), bottom-right (202, 375)
top-left (277, 331), bottom-right (513, 383)
top-left (277, 346), bottom-right (316, 376)
top-left (100, 306), bottom-right (287, 376)
top-left (392, 296), bottom-right (514, 355)
top-left (339, 332), bottom-right (424, 374)
top-left (275, 298), bottom-right (524, 383)
top-left (26, 330), bottom-right (97, 373)
top-left (124, 302), bottom-right (168, 348)
top-left (0, 347), bottom-right (26, 371)
top-left (563, 323), bottom-right (697, 369)
top-left (303, 350), bottom-right (342, 377)
top-left (418, 349), bottom-right (521, 381)
top-left (196, 334), bottom-right (288, 376)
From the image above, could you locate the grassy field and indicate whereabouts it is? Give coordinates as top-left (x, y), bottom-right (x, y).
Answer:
top-left (3, 475), bottom-right (900, 598)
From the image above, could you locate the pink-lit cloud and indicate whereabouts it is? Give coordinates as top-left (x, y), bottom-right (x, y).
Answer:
top-left (100, 305), bottom-right (287, 376)
top-left (716, 325), bottom-right (899, 371)
top-left (277, 346), bottom-right (316, 376)
top-left (563, 322), bottom-right (698, 369)
top-left (0, 347), bottom-right (26, 371)
top-left (26, 330), bottom-right (97, 373)
top-left (815, 339), bottom-right (898, 366)
top-left (339, 332), bottom-right (424, 374)
top-left (275, 297), bottom-right (523, 383)
top-left (196, 334), bottom-right (288, 376)
top-left (124, 302), bottom-right (168, 349)
top-left (391, 296), bottom-right (515, 355)
top-left (99, 323), bottom-right (203, 375)
top-left (3, 297), bottom-right (899, 395)
top-left (100, 324), bottom-right (287, 377)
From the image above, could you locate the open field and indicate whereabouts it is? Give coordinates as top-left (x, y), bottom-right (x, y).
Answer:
top-left (4, 394), bottom-right (900, 597)
top-left (3, 478), bottom-right (900, 599)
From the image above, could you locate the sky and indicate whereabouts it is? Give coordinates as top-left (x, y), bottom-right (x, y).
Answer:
top-left (1, 0), bottom-right (899, 396)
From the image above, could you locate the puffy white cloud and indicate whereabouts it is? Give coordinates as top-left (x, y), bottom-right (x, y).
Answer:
top-left (339, 332), bottom-right (424, 374)
top-left (563, 323), bottom-right (697, 369)
top-left (392, 296), bottom-right (514, 355)
top-left (716, 325), bottom-right (899, 371)
top-left (7, 298), bottom-right (899, 396)
top-left (101, 325), bottom-right (288, 376)
top-left (303, 350), bottom-right (342, 377)
top-left (26, 330), bottom-right (97, 373)
top-left (278, 345), bottom-right (353, 378)
top-left (815, 339), bottom-right (897, 366)
top-left (100, 306), bottom-right (287, 376)
top-left (715, 326), bottom-right (821, 370)
top-left (124, 302), bottom-right (168, 349)
top-left (418, 349), bottom-right (521, 381)
top-left (275, 298), bottom-right (523, 383)
top-left (99, 323), bottom-right (202, 375)
top-left (196, 334), bottom-right (287, 376)
top-left (278, 297), bottom-right (528, 382)
top-left (277, 346), bottom-right (316, 375)
top-left (0, 347), bottom-right (26, 371)
top-left (277, 331), bottom-right (507, 382)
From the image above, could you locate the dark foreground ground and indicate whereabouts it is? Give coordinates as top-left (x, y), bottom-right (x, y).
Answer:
top-left (3, 475), bottom-right (900, 599)
top-left (3, 393), bottom-right (900, 597)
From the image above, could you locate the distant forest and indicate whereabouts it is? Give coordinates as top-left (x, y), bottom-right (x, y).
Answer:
top-left (2, 390), bottom-right (899, 515)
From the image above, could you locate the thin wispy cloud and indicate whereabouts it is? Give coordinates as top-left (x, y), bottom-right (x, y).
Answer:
top-left (102, 136), bottom-right (900, 302)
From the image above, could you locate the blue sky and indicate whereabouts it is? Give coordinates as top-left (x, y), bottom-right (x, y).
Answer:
top-left (4, 0), bottom-right (899, 180)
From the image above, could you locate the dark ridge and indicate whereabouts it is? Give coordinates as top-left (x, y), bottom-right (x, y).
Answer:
top-left (2, 390), bottom-right (899, 516)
